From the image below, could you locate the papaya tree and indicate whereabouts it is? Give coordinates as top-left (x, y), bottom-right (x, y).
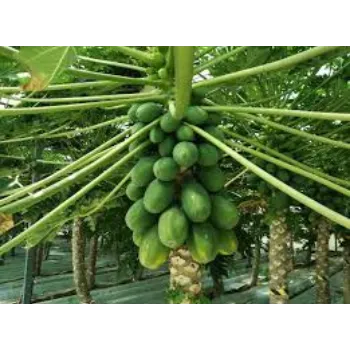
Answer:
top-left (1, 46), bottom-right (350, 305)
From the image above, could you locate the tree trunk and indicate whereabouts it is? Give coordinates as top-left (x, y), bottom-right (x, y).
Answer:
top-left (315, 218), bottom-right (331, 304)
top-left (334, 233), bottom-right (338, 253)
top-left (168, 247), bottom-right (203, 304)
top-left (133, 264), bottom-right (144, 281)
top-left (343, 239), bottom-right (350, 304)
top-left (286, 229), bottom-right (295, 272)
top-left (44, 242), bottom-right (52, 260)
top-left (72, 218), bottom-right (92, 304)
top-left (86, 235), bottom-right (98, 290)
top-left (21, 247), bottom-right (36, 304)
top-left (35, 245), bottom-right (44, 276)
top-left (305, 240), bottom-right (313, 266)
top-left (269, 215), bottom-right (289, 304)
top-left (250, 236), bottom-right (261, 287)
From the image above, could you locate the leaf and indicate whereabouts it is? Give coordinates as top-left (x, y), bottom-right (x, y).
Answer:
top-left (18, 46), bottom-right (76, 91)
top-left (0, 213), bottom-right (14, 236)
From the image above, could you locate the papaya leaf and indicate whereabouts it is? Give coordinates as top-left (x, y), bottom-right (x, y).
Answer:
top-left (18, 46), bottom-right (76, 91)
top-left (0, 213), bottom-right (14, 236)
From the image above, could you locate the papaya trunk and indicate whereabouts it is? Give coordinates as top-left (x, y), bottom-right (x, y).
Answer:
top-left (44, 242), bottom-right (52, 260)
top-left (269, 215), bottom-right (289, 304)
top-left (343, 238), bottom-right (350, 304)
top-left (72, 218), bottom-right (92, 304)
top-left (35, 245), bottom-right (44, 276)
top-left (86, 235), bottom-right (98, 290)
top-left (168, 247), bottom-right (203, 304)
top-left (315, 218), bottom-right (331, 304)
top-left (305, 240), bottom-right (313, 266)
top-left (286, 229), bottom-right (295, 272)
top-left (334, 233), bottom-right (338, 253)
top-left (250, 235), bottom-right (261, 287)
top-left (134, 264), bottom-right (144, 281)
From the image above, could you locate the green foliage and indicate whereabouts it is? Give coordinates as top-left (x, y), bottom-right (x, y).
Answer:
top-left (166, 287), bottom-right (211, 304)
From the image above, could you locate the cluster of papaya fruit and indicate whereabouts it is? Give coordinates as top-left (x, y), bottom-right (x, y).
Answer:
top-left (124, 102), bottom-right (240, 270)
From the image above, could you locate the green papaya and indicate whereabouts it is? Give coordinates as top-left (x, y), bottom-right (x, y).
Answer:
top-left (158, 206), bottom-right (189, 249)
top-left (131, 156), bottom-right (157, 187)
top-left (206, 113), bottom-right (222, 126)
top-left (269, 191), bottom-right (290, 211)
top-left (128, 139), bottom-right (142, 153)
top-left (197, 143), bottom-right (219, 166)
top-left (210, 195), bottom-right (239, 230)
top-left (149, 126), bottom-right (165, 144)
top-left (139, 225), bottom-right (170, 270)
top-left (125, 199), bottom-right (157, 232)
top-left (131, 122), bottom-right (146, 135)
top-left (188, 222), bottom-right (217, 264)
top-left (132, 229), bottom-right (145, 247)
top-left (160, 112), bottom-right (181, 133)
top-left (158, 67), bottom-right (168, 80)
top-left (277, 170), bottom-right (290, 182)
top-left (265, 163), bottom-right (276, 174)
top-left (158, 136), bottom-right (176, 157)
top-left (216, 230), bottom-right (238, 255)
top-left (126, 182), bottom-right (144, 201)
top-left (127, 104), bottom-right (140, 122)
top-left (257, 181), bottom-right (269, 195)
top-left (136, 102), bottom-right (163, 123)
top-left (198, 165), bottom-right (225, 192)
top-left (203, 126), bottom-right (225, 141)
top-left (172, 141), bottom-right (199, 168)
top-left (153, 157), bottom-right (179, 181)
top-left (181, 181), bottom-right (211, 223)
top-left (143, 179), bottom-right (175, 214)
top-left (176, 125), bottom-right (195, 141)
top-left (184, 106), bottom-right (209, 125)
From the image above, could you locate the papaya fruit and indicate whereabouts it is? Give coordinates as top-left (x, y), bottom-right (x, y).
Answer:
top-left (149, 126), bottom-right (165, 144)
top-left (268, 191), bottom-right (290, 211)
top-left (197, 143), bottom-right (219, 166)
top-left (181, 181), bottom-right (211, 223)
top-left (127, 104), bottom-right (140, 123)
top-left (210, 195), bottom-right (239, 230)
top-left (198, 165), bottom-right (225, 192)
top-left (188, 222), bottom-right (217, 264)
top-left (158, 206), bottom-right (189, 249)
top-left (136, 102), bottom-right (163, 123)
top-left (257, 181), bottom-right (269, 195)
top-left (126, 182), bottom-right (144, 201)
top-left (153, 157), bottom-right (179, 181)
top-left (125, 199), bottom-right (157, 232)
top-left (206, 113), bottom-right (222, 126)
top-left (139, 225), bottom-right (170, 270)
top-left (203, 126), bottom-right (225, 141)
top-left (184, 106), bottom-right (209, 125)
top-left (132, 229), bottom-right (145, 247)
top-left (176, 125), bottom-right (195, 141)
top-left (277, 170), bottom-right (290, 182)
top-left (160, 112), bottom-right (180, 133)
top-left (172, 141), bottom-right (199, 168)
top-left (128, 139), bottom-right (142, 153)
top-left (158, 67), bottom-right (168, 80)
top-left (265, 163), bottom-right (276, 174)
top-left (131, 122), bottom-right (146, 135)
top-left (143, 179), bottom-right (175, 214)
top-left (158, 136), bottom-right (176, 157)
top-left (131, 156), bottom-right (157, 187)
top-left (216, 230), bottom-right (238, 255)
